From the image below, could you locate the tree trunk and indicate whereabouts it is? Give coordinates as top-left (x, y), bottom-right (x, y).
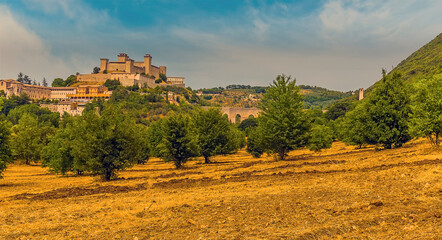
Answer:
top-left (104, 169), bottom-right (112, 181)
top-left (279, 150), bottom-right (285, 160)
top-left (174, 159), bottom-right (182, 169)
top-left (204, 156), bottom-right (211, 164)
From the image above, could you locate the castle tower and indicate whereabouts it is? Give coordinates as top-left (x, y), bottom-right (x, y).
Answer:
top-left (144, 54), bottom-right (152, 75)
top-left (100, 58), bottom-right (109, 72)
top-left (118, 53), bottom-right (129, 62)
top-left (125, 59), bottom-right (134, 73)
top-left (159, 66), bottom-right (167, 75)
top-left (358, 88), bottom-right (364, 100)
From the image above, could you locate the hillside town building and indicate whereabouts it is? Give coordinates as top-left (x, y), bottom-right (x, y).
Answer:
top-left (66, 85), bottom-right (111, 102)
top-left (50, 87), bottom-right (76, 100)
top-left (41, 101), bottom-right (86, 116)
top-left (0, 79), bottom-right (51, 99)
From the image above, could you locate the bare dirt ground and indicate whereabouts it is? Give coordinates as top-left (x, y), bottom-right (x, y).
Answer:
top-left (0, 140), bottom-right (440, 239)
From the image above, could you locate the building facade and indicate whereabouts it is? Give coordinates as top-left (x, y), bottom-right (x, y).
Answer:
top-left (50, 87), bottom-right (77, 100)
top-left (0, 79), bottom-right (51, 99)
top-left (66, 85), bottom-right (111, 102)
top-left (41, 101), bottom-right (86, 116)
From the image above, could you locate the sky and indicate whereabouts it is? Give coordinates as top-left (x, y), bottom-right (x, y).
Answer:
top-left (0, 0), bottom-right (441, 91)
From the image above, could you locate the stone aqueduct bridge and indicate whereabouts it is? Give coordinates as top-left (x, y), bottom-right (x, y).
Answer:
top-left (203, 107), bottom-right (261, 123)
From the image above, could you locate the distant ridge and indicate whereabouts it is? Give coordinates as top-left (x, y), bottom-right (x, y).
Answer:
top-left (367, 32), bottom-right (442, 91)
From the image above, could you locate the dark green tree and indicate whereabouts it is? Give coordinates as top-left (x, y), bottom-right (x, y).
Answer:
top-left (69, 108), bottom-right (148, 180)
top-left (339, 72), bottom-right (411, 149)
top-left (238, 116), bottom-right (258, 136)
top-left (409, 74), bottom-right (442, 146)
top-left (257, 74), bottom-right (310, 160)
top-left (324, 98), bottom-right (357, 120)
top-left (365, 73), bottom-right (411, 149)
top-left (308, 124), bottom-right (333, 152)
top-left (159, 73), bottom-right (167, 82)
top-left (10, 114), bottom-right (55, 164)
top-left (0, 94), bottom-right (31, 116)
top-left (64, 75), bottom-right (77, 86)
top-left (23, 75), bottom-right (31, 84)
top-left (337, 104), bottom-right (372, 148)
top-left (93, 67), bottom-right (100, 74)
top-left (42, 78), bottom-right (48, 87)
top-left (109, 86), bottom-right (129, 103)
top-left (246, 127), bottom-right (264, 158)
top-left (52, 78), bottom-right (64, 87)
top-left (158, 114), bottom-right (198, 168)
top-left (7, 104), bottom-right (59, 127)
top-left (17, 72), bottom-right (24, 83)
top-left (103, 79), bottom-right (121, 90)
top-left (193, 108), bottom-right (240, 163)
top-left (42, 127), bottom-right (76, 175)
top-left (146, 119), bottom-right (165, 157)
top-left (0, 121), bottom-right (12, 178)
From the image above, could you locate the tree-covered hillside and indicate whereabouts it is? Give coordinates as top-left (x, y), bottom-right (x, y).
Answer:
top-left (367, 33), bottom-right (442, 92)
top-left (197, 84), bottom-right (352, 109)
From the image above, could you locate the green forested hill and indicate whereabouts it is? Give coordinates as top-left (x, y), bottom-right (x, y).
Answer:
top-left (368, 33), bottom-right (442, 92)
top-left (393, 33), bottom-right (442, 84)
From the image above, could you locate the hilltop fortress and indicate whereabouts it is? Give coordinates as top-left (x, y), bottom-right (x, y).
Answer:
top-left (77, 53), bottom-right (185, 88)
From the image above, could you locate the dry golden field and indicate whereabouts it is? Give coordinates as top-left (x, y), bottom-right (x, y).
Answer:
top-left (0, 140), bottom-right (440, 239)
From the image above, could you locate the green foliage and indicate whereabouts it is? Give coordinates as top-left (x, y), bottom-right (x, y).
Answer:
top-left (193, 108), bottom-right (244, 163)
top-left (7, 104), bottom-right (59, 127)
top-left (340, 73), bottom-right (411, 149)
top-left (409, 74), bottom-right (442, 146)
top-left (225, 126), bottom-right (246, 152)
top-left (308, 125), bottom-right (333, 152)
top-left (158, 114), bottom-right (199, 168)
top-left (51, 75), bottom-right (77, 87)
top-left (103, 79), bottom-right (121, 90)
top-left (52, 78), bottom-right (64, 87)
top-left (93, 67), bottom-right (100, 74)
top-left (299, 85), bottom-right (353, 109)
top-left (17, 72), bottom-right (31, 84)
top-left (246, 127), bottom-right (264, 158)
top-left (146, 120), bottom-right (164, 157)
top-left (257, 74), bottom-right (310, 160)
top-left (10, 114), bottom-right (56, 164)
top-left (238, 116), bottom-right (258, 136)
top-left (159, 73), bottom-right (167, 82)
top-left (337, 104), bottom-right (371, 148)
top-left (76, 109), bottom-right (147, 180)
top-left (367, 73), bottom-right (411, 148)
top-left (42, 78), bottom-right (48, 87)
top-left (0, 94), bottom-right (31, 116)
top-left (127, 84), bottom-right (140, 92)
top-left (324, 98), bottom-right (357, 120)
top-left (42, 127), bottom-right (76, 175)
top-left (0, 121), bottom-right (12, 178)
top-left (109, 86), bottom-right (129, 103)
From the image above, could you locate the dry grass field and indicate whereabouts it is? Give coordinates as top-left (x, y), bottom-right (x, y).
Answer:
top-left (0, 140), bottom-right (440, 239)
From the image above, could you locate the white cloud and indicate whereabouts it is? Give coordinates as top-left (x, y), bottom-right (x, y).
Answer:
top-left (0, 5), bottom-right (70, 82)
top-left (319, 0), bottom-right (442, 44)
top-left (22, 0), bottom-right (110, 27)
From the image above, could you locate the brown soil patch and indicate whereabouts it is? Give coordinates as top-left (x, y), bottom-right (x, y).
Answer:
top-left (10, 183), bottom-right (147, 200)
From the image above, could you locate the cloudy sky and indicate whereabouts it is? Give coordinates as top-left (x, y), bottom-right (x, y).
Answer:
top-left (0, 0), bottom-right (441, 91)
